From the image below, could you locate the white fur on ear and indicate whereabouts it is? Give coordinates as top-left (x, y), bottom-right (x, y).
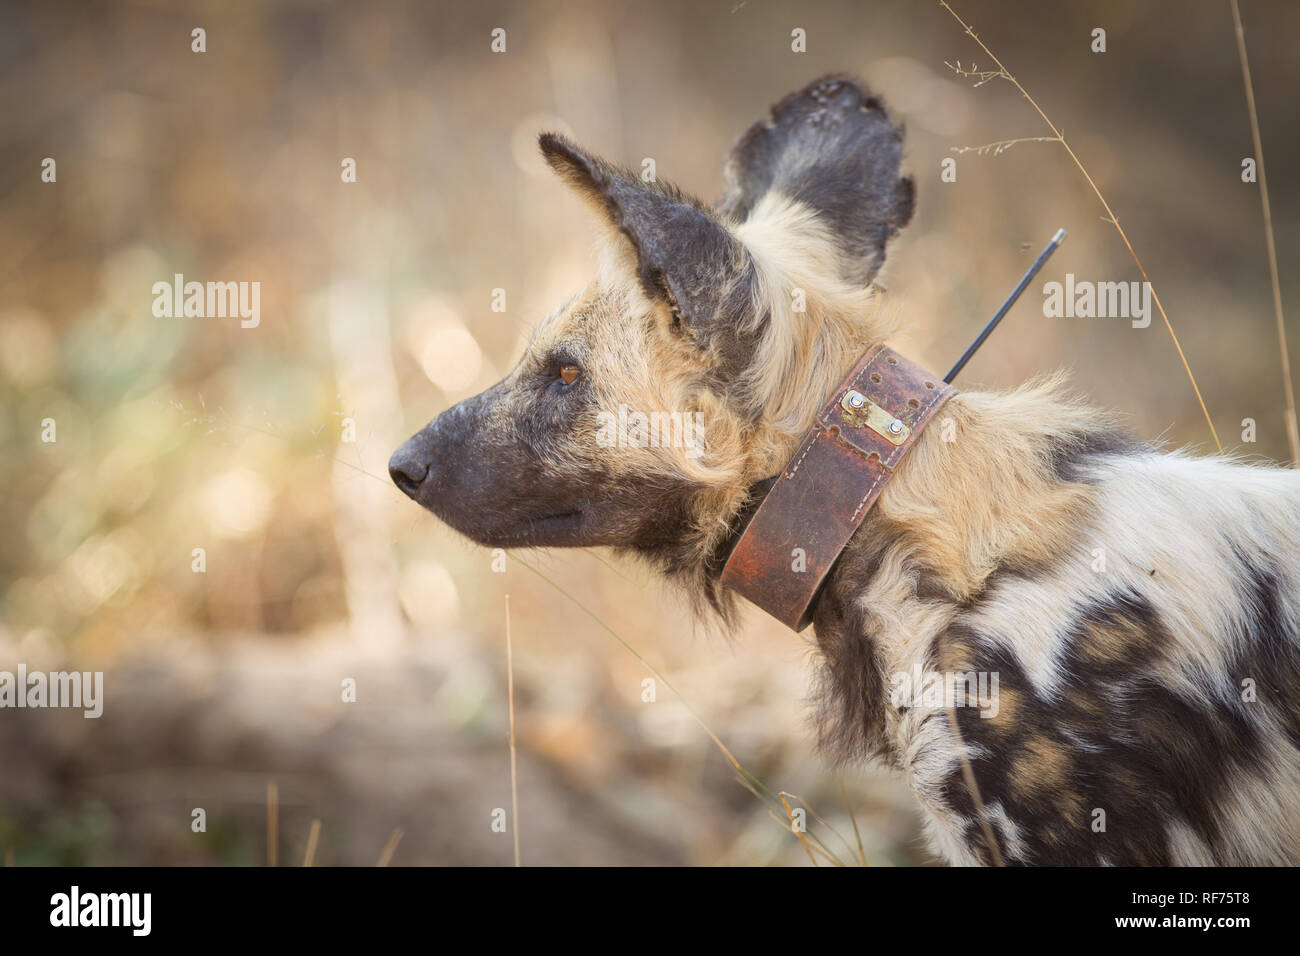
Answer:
top-left (731, 191), bottom-right (890, 432)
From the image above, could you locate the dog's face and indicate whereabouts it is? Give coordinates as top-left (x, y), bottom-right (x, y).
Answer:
top-left (391, 77), bottom-right (914, 554)
top-left (389, 135), bottom-right (754, 551)
top-left (389, 280), bottom-right (721, 550)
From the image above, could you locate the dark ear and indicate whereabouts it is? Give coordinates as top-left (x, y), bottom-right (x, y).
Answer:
top-left (719, 74), bottom-right (914, 285)
top-left (539, 132), bottom-right (749, 340)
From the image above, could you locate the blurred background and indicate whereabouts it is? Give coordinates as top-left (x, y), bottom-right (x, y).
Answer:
top-left (0, 0), bottom-right (1295, 865)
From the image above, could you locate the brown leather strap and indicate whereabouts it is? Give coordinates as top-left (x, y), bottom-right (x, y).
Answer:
top-left (720, 344), bottom-right (956, 631)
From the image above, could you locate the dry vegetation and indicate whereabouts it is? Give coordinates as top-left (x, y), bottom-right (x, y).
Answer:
top-left (0, 0), bottom-right (1295, 865)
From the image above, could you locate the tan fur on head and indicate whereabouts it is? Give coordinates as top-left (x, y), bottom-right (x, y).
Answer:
top-left (554, 189), bottom-right (909, 613)
top-left (539, 172), bottom-right (1120, 634)
top-left (586, 189), bottom-right (904, 484)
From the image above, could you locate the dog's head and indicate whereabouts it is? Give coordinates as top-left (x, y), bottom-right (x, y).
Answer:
top-left (391, 76), bottom-right (913, 559)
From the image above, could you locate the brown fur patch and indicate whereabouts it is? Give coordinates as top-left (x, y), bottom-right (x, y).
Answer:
top-left (1011, 734), bottom-right (1072, 800)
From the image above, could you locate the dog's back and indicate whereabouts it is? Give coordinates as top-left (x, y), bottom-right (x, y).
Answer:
top-left (816, 398), bottom-right (1300, 865)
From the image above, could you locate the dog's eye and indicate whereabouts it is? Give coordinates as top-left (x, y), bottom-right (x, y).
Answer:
top-left (559, 364), bottom-right (581, 386)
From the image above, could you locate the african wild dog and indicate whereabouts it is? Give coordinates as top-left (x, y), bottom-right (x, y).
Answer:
top-left (391, 76), bottom-right (1300, 865)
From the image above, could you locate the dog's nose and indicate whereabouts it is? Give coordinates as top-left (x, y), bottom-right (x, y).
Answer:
top-left (389, 445), bottom-right (429, 499)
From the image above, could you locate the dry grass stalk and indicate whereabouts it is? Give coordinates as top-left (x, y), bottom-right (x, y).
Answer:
top-left (763, 811), bottom-right (843, 865)
top-left (782, 789), bottom-right (868, 866)
top-left (840, 777), bottom-right (869, 866)
top-left (266, 780), bottom-right (278, 867)
top-left (376, 827), bottom-right (404, 867)
top-left (945, 704), bottom-right (1004, 866)
top-left (1231, 0), bottom-right (1298, 465)
top-left (506, 593), bottom-right (521, 867)
top-left (778, 792), bottom-right (820, 866)
top-left (302, 818), bottom-right (322, 867)
top-left (940, 0), bottom-right (1223, 454)
top-left (947, 135), bottom-right (1058, 157)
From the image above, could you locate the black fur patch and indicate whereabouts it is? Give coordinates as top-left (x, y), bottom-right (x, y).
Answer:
top-left (719, 74), bottom-right (914, 286)
top-left (935, 586), bottom-right (1267, 865)
top-left (1226, 543), bottom-right (1300, 753)
top-left (809, 537), bottom-right (894, 765)
top-left (1044, 426), bottom-right (1139, 483)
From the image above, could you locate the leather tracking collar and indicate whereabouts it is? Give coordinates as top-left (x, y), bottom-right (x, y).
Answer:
top-left (720, 344), bottom-right (957, 632)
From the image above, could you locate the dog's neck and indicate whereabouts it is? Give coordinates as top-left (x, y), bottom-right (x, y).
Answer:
top-left (719, 345), bottom-right (957, 629)
top-left (701, 373), bottom-right (1129, 628)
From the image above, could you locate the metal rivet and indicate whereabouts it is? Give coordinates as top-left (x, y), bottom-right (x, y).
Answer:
top-left (888, 419), bottom-right (904, 435)
top-left (846, 390), bottom-right (866, 408)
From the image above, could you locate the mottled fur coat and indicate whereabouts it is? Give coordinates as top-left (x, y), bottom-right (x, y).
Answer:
top-left (391, 76), bottom-right (1300, 866)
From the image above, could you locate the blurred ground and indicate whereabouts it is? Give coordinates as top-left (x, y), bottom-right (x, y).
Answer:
top-left (0, 0), bottom-right (1296, 865)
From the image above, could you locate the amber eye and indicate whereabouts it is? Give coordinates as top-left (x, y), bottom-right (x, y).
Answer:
top-left (559, 364), bottom-right (581, 386)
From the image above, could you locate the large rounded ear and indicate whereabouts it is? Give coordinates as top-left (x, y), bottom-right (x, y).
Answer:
top-left (539, 132), bottom-right (751, 345)
top-left (718, 74), bottom-right (914, 286)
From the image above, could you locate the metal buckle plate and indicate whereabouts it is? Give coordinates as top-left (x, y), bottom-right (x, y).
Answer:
top-left (839, 389), bottom-right (910, 445)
